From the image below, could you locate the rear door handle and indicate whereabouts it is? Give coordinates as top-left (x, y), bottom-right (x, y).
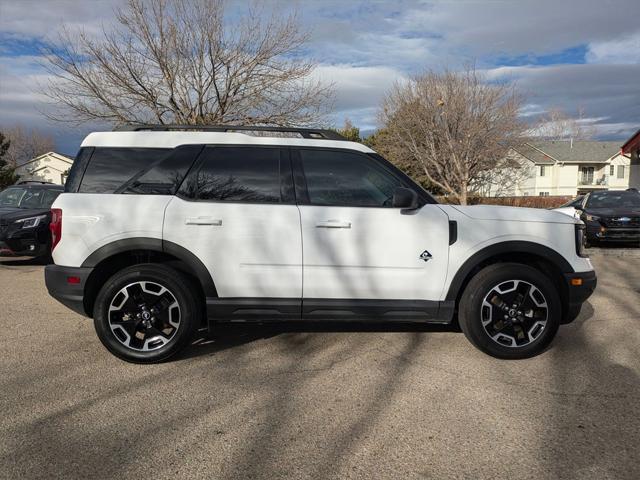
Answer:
top-left (315, 220), bottom-right (351, 229)
top-left (185, 216), bottom-right (222, 226)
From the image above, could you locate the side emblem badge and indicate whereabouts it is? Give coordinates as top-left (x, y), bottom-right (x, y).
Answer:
top-left (419, 250), bottom-right (432, 262)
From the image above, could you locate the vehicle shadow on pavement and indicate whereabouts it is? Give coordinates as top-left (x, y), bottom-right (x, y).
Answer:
top-left (543, 288), bottom-right (640, 478)
top-left (178, 321), bottom-right (460, 361)
top-left (0, 256), bottom-right (50, 267)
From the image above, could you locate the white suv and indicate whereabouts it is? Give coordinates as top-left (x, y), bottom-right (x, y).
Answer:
top-left (45, 126), bottom-right (596, 363)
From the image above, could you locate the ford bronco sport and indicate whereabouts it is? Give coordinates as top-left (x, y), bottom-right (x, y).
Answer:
top-left (45, 125), bottom-right (596, 363)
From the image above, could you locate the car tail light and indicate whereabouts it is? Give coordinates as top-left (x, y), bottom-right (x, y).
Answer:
top-left (50, 208), bottom-right (62, 251)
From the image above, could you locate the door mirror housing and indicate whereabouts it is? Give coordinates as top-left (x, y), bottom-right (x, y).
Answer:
top-left (392, 187), bottom-right (419, 210)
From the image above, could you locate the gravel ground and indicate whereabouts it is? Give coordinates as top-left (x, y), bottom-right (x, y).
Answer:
top-left (0, 253), bottom-right (638, 480)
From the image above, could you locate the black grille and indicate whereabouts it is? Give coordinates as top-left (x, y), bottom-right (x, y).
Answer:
top-left (604, 217), bottom-right (640, 227)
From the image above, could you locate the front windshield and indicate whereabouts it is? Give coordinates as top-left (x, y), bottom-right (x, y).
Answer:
top-left (559, 196), bottom-right (583, 208)
top-left (586, 191), bottom-right (640, 209)
top-left (0, 187), bottom-right (27, 207)
top-left (0, 187), bottom-right (61, 208)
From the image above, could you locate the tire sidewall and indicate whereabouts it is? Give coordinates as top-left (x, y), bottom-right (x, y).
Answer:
top-left (459, 264), bottom-right (561, 359)
top-left (93, 264), bottom-right (199, 363)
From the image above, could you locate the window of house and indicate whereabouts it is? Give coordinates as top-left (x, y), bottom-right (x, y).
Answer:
top-left (539, 165), bottom-right (546, 176)
top-left (581, 167), bottom-right (594, 184)
top-left (618, 165), bottom-right (625, 179)
top-left (610, 165), bottom-right (615, 176)
top-left (539, 192), bottom-right (549, 197)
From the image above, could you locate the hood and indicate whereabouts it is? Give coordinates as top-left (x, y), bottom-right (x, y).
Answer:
top-left (582, 207), bottom-right (640, 217)
top-left (0, 206), bottom-right (21, 216)
top-left (450, 205), bottom-right (578, 224)
top-left (0, 207), bottom-right (51, 223)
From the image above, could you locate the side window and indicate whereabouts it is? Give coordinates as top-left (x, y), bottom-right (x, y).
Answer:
top-left (19, 189), bottom-right (44, 208)
top-left (299, 149), bottom-right (404, 207)
top-left (42, 190), bottom-right (62, 207)
top-left (64, 147), bottom-right (93, 193)
top-left (122, 145), bottom-right (202, 195)
top-left (79, 148), bottom-right (171, 193)
top-left (179, 147), bottom-right (284, 203)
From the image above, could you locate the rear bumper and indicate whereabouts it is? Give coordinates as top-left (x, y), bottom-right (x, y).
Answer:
top-left (561, 270), bottom-right (597, 324)
top-left (44, 264), bottom-right (93, 317)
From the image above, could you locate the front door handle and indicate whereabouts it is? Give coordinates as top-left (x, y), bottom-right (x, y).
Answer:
top-left (185, 216), bottom-right (222, 226)
top-left (315, 220), bottom-right (351, 229)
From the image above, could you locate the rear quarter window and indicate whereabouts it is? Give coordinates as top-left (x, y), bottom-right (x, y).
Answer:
top-left (79, 148), bottom-right (171, 194)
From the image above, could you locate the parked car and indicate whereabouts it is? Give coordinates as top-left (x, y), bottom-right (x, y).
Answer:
top-left (0, 183), bottom-right (64, 259)
top-left (45, 125), bottom-right (596, 363)
top-left (574, 190), bottom-right (640, 246)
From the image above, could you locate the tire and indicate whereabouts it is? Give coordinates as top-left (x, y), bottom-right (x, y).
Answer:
top-left (93, 263), bottom-right (201, 363)
top-left (458, 263), bottom-right (561, 359)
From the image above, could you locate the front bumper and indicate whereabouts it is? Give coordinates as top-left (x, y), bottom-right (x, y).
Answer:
top-left (0, 228), bottom-right (50, 257)
top-left (585, 223), bottom-right (640, 243)
top-left (562, 270), bottom-right (597, 324)
top-left (45, 264), bottom-right (93, 317)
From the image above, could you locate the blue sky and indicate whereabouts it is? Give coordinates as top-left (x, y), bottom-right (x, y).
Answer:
top-left (1, 0), bottom-right (639, 155)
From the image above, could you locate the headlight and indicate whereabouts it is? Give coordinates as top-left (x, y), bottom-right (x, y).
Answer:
top-left (575, 223), bottom-right (588, 258)
top-left (14, 215), bottom-right (46, 229)
top-left (585, 214), bottom-right (600, 222)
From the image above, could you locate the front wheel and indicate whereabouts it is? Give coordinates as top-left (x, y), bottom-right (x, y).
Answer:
top-left (93, 264), bottom-right (201, 363)
top-left (458, 263), bottom-right (561, 359)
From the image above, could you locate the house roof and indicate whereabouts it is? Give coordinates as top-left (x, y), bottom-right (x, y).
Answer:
top-left (621, 128), bottom-right (640, 154)
top-left (17, 151), bottom-right (74, 168)
top-left (512, 144), bottom-right (556, 164)
top-left (514, 140), bottom-right (621, 164)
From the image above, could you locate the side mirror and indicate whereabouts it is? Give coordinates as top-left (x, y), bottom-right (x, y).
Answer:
top-left (392, 187), bottom-right (418, 209)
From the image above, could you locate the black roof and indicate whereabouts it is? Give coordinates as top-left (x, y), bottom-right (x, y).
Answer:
top-left (7, 183), bottom-right (64, 190)
top-left (114, 124), bottom-right (347, 141)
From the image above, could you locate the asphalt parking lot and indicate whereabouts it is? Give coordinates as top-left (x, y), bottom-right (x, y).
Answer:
top-left (1, 252), bottom-right (639, 480)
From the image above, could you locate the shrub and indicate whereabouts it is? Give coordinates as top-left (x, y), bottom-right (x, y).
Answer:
top-left (437, 195), bottom-right (573, 209)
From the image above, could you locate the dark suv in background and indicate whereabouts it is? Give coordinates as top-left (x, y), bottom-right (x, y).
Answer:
top-left (0, 183), bottom-right (64, 259)
top-left (576, 190), bottom-right (640, 246)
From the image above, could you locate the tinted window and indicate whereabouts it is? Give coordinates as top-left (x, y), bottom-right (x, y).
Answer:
top-left (123, 145), bottom-right (202, 195)
top-left (0, 187), bottom-right (25, 207)
top-left (586, 191), bottom-right (640, 208)
top-left (79, 148), bottom-right (171, 193)
top-left (42, 189), bottom-right (63, 206)
top-left (299, 149), bottom-right (404, 207)
top-left (180, 147), bottom-right (283, 203)
top-left (19, 189), bottom-right (45, 208)
top-left (65, 147), bottom-right (93, 193)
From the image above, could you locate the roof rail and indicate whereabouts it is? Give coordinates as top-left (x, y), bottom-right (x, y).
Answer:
top-left (113, 124), bottom-right (347, 141)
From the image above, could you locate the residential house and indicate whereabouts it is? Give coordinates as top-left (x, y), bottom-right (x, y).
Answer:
top-left (485, 140), bottom-right (635, 197)
top-left (15, 152), bottom-right (74, 185)
top-left (621, 128), bottom-right (640, 190)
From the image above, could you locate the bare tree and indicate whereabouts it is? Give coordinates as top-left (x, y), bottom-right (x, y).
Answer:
top-left (535, 107), bottom-right (597, 141)
top-left (3, 126), bottom-right (55, 167)
top-left (379, 66), bottom-right (528, 204)
top-left (41, 0), bottom-right (332, 126)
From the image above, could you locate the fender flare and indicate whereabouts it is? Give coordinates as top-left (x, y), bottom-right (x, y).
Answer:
top-left (445, 240), bottom-right (574, 302)
top-left (81, 237), bottom-right (217, 297)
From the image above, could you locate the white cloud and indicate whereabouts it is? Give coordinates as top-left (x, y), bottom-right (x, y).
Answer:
top-left (586, 32), bottom-right (640, 64)
top-left (313, 64), bottom-right (405, 129)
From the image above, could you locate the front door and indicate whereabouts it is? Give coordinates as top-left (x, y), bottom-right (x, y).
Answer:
top-left (163, 146), bottom-right (302, 320)
top-left (294, 148), bottom-right (450, 319)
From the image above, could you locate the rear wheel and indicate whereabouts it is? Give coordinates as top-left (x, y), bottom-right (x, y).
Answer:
top-left (458, 263), bottom-right (561, 359)
top-left (93, 264), bottom-right (201, 363)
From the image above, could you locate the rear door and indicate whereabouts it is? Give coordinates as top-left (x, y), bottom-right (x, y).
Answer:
top-left (163, 146), bottom-right (302, 320)
top-left (294, 148), bottom-right (450, 318)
